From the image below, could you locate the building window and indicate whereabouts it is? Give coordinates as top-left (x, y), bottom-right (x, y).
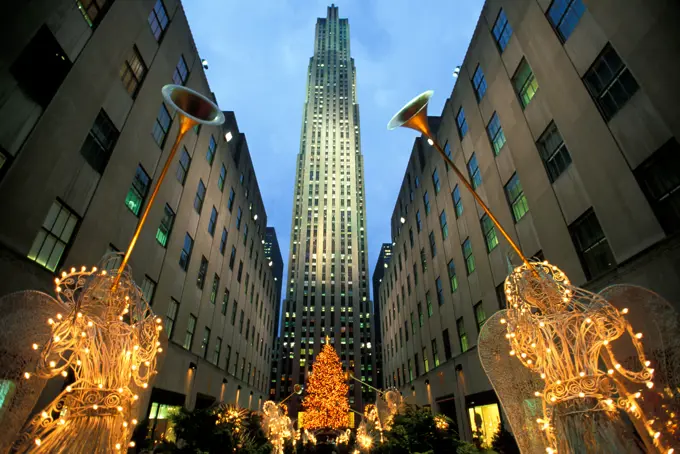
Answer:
top-left (236, 207), bottom-right (243, 230)
top-left (210, 274), bottom-right (220, 304)
top-left (418, 303), bottom-right (424, 327)
top-left (569, 208), bottom-right (615, 279)
top-left (194, 179), bottom-right (206, 213)
top-left (420, 248), bottom-right (427, 273)
top-left (423, 191), bottom-right (430, 215)
top-left (537, 122), bottom-right (572, 183)
top-left (456, 107), bottom-right (468, 139)
top-left (119, 46), bottom-right (146, 98)
top-left (148, 0), bottom-right (169, 41)
top-left (237, 261), bottom-right (243, 282)
top-left (208, 207), bottom-right (218, 236)
top-left (439, 210), bottom-right (448, 239)
top-left (172, 55), bottom-right (189, 85)
top-left (221, 289), bottom-right (230, 315)
top-left (231, 301), bottom-right (238, 325)
top-left (496, 283), bottom-right (506, 309)
top-left (218, 164), bottom-right (227, 191)
top-left (469, 403), bottom-right (501, 449)
top-left (183, 314), bottom-right (197, 350)
top-left (409, 228), bottom-right (414, 248)
top-left (432, 168), bottom-right (441, 194)
top-left (206, 135), bottom-right (216, 165)
top-left (415, 176), bottom-right (420, 188)
top-left (219, 228), bottom-right (228, 255)
top-left (79, 110), bottom-right (119, 174)
top-left (513, 59), bottom-right (539, 109)
top-left (152, 104), bottom-right (172, 147)
top-left (547, 0), bottom-right (585, 42)
top-left (426, 292), bottom-right (433, 317)
top-left (201, 327), bottom-right (210, 359)
top-left (505, 173), bottom-right (529, 222)
top-left (176, 147), bottom-right (191, 185)
top-left (165, 299), bottom-right (179, 339)
top-left (435, 277), bottom-right (444, 306)
top-left (229, 246), bottom-right (236, 269)
top-left (462, 238), bottom-right (475, 274)
top-left (486, 112), bottom-right (506, 155)
top-left (472, 65), bottom-right (487, 102)
top-left (467, 153), bottom-right (481, 189)
top-left (452, 186), bottom-right (463, 218)
top-left (239, 310), bottom-right (244, 333)
top-left (432, 339), bottom-right (440, 367)
top-left (156, 204), bottom-right (175, 247)
top-left (27, 200), bottom-right (79, 272)
top-left (140, 276), bottom-right (156, 305)
top-left (442, 329), bottom-right (452, 360)
top-left (583, 44), bottom-right (639, 121)
top-left (179, 233), bottom-right (193, 271)
top-left (416, 210), bottom-right (422, 233)
top-left (228, 188), bottom-right (236, 211)
top-left (457, 318), bottom-right (469, 352)
top-left (480, 214), bottom-right (499, 252)
top-left (76, 0), bottom-right (113, 27)
top-left (474, 302), bottom-right (487, 331)
top-left (429, 232), bottom-right (437, 257)
top-left (447, 260), bottom-right (458, 293)
top-left (492, 8), bottom-right (513, 52)
top-left (125, 165), bottom-right (151, 216)
top-left (444, 142), bottom-right (452, 170)
top-left (422, 347), bottom-right (430, 373)
top-left (197, 256), bottom-right (208, 289)
top-left (634, 139), bottom-right (680, 235)
top-left (213, 337), bottom-right (222, 366)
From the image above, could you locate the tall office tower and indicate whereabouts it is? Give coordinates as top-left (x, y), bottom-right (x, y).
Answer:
top-left (265, 226), bottom-right (284, 401)
top-left (280, 4), bottom-right (373, 421)
top-left (371, 243), bottom-right (392, 389)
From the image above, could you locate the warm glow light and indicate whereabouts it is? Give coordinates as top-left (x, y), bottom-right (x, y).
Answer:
top-left (301, 342), bottom-right (349, 430)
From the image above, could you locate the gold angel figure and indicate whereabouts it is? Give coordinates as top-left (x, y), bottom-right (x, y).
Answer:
top-left (13, 253), bottom-right (165, 453)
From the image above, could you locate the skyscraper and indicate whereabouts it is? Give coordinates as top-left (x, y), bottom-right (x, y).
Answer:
top-left (371, 243), bottom-right (392, 389)
top-left (279, 4), bottom-right (373, 421)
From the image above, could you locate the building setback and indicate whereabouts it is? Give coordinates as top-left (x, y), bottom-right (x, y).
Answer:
top-left (370, 243), bottom-right (392, 390)
top-left (265, 226), bottom-right (284, 401)
top-left (0, 0), bottom-right (277, 442)
top-left (380, 0), bottom-right (680, 446)
top-left (279, 4), bottom-right (375, 422)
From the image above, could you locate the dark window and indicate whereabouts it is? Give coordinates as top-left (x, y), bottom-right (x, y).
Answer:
top-left (447, 260), bottom-right (458, 293)
top-left (423, 191), bottom-right (431, 215)
top-left (486, 112), bottom-right (506, 155)
top-left (436, 277), bottom-right (444, 305)
top-left (496, 283), bottom-right (506, 309)
top-left (440, 210), bottom-right (448, 239)
top-left (547, 0), bottom-right (586, 42)
top-left (492, 8), bottom-right (513, 51)
top-left (229, 246), bottom-right (236, 269)
top-left (481, 214), bottom-right (499, 252)
top-left (457, 318), bottom-right (469, 352)
top-left (505, 173), bottom-right (529, 222)
top-left (119, 46), bottom-right (146, 98)
top-left (442, 329), bottom-right (452, 360)
top-left (125, 165), bottom-right (151, 216)
top-left (179, 233), bottom-right (193, 271)
top-left (537, 122), bottom-right (572, 182)
top-left (165, 299), bottom-right (179, 338)
top-left (444, 142), bottom-right (452, 171)
top-left (148, 0), bottom-right (169, 41)
top-left (472, 65), bottom-right (487, 101)
top-left (222, 289), bottom-right (230, 315)
top-left (10, 25), bottom-right (72, 108)
top-left (237, 260), bottom-right (243, 282)
top-left (429, 231), bottom-right (437, 257)
top-left (212, 337), bottom-right (221, 365)
top-left (583, 44), bottom-right (639, 121)
top-left (220, 228), bottom-right (228, 254)
top-left (231, 301), bottom-right (238, 325)
top-left (210, 274), bottom-right (219, 304)
top-left (76, 0), bottom-right (113, 27)
top-left (409, 228), bottom-right (414, 248)
top-left (79, 110), bottom-right (119, 174)
top-left (513, 59), bottom-right (539, 108)
top-left (218, 164), bottom-right (227, 191)
top-left (208, 207), bottom-right (218, 236)
top-left (467, 153), bottom-right (481, 189)
top-left (176, 147), bottom-right (191, 185)
top-left (194, 179), bottom-right (206, 213)
top-left (452, 186), bottom-right (463, 218)
top-left (228, 188), bottom-right (235, 211)
top-left (456, 107), bottom-right (468, 139)
top-left (172, 55), bottom-right (189, 85)
top-left (27, 199), bottom-right (79, 272)
top-left (463, 238), bottom-right (475, 274)
top-left (420, 248), bottom-right (427, 272)
top-left (569, 208), bottom-right (616, 279)
top-left (236, 207), bottom-right (242, 230)
top-left (152, 104), bottom-right (172, 147)
top-left (183, 314), bottom-right (196, 350)
top-left (474, 302), bottom-right (487, 331)
top-left (156, 204), bottom-right (175, 247)
top-left (634, 139), bottom-right (680, 235)
top-left (416, 210), bottom-right (422, 232)
top-left (197, 256), bottom-right (208, 289)
top-left (432, 169), bottom-right (441, 194)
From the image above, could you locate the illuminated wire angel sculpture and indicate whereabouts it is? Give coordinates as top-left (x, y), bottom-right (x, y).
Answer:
top-left (11, 253), bottom-right (166, 453)
top-left (479, 261), bottom-right (680, 454)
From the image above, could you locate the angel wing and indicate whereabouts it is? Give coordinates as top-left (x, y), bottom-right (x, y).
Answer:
top-left (477, 310), bottom-right (547, 454)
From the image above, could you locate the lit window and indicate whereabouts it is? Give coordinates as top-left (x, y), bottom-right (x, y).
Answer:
top-left (156, 204), bottom-right (175, 247)
top-left (480, 214), bottom-right (499, 252)
top-left (119, 46), bottom-right (146, 98)
top-left (148, 0), bottom-right (169, 41)
top-left (492, 8), bottom-right (513, 51)
top-left (504, 173), bottom-right (529, 222)
top-left (76, 0), bottom-right (112, 28)
top-left (452, 186), bottom-right (463, 218)
top-left (547, 0), bottom-right (585, 42)
top-left (432, 168), bottom-right (441, 193)
top-left (184, 314), bottom-right (196, 350)
top-left (27, 200), bottom-right (79, 272)
top-left (439, 210), bottom-right (448, 239)
top-left (467, 153), bottom-right (481, 189)
top-left (474, 302), bottom-right (487, 331)
top-left (513, 59), bottom-right (539, 109)
top-left (447, 260), bottom-right (458, 293)
top-left (486, 112), bottom-right (506, 155)
top-left (429, 231), bottom-right (437, 257)
top-left (462, 238), bottom-right (475, 274)
top-left (125, 165), bottom-right (150, 216)
top-left (457, 318), bottom-right (468, 352)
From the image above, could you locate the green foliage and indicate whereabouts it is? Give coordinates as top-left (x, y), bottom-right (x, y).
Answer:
top-left (456, 442), bottom-right (480, 454)
top-left (490, 424), bottom-right (519, 454)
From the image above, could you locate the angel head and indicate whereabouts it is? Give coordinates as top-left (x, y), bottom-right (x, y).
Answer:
top-left (505, 261), bottom-right (573, 315)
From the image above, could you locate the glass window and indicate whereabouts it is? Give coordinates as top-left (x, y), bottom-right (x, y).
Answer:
top-left (415, 176), bottom-right (420, 188)
top-left (492, 8), bottom-right (513, 51)
top-left (140, 276), bottom-right (156, 304)
top-left (537, 122), bottom-right (572, 183)
top-left (436, 277), bottom-right (444, 305)
top-left (119, 46), bottom-right (146, 98)
top-left (218, 164), bottom-right (227, 191)
top-left (236, 207), bottom-right (242, 230)
top-left (231, 301), bottom-right (238, 325)
top-left (179, 233), bottom-right (193, 271)
top-left (194, 179), bottom-right (206, 213)
top-left (221, 289), bottom-right (229, 315)
top-left (569, 208), bottom-right (615, 279)
top-left (486, 112), bottom-right (506, 155)
top-left (27, 200), bottom-right (79, 272)
top-left (423, 347), bottom-right (429, 373)
top-left (447, 260), bottom-right (458, 293)
top-left (420, 248), bottom-right (427, 272)
top-left (125, 165), bottom-right (150, 216)
top-left (213, 337), bottom-right (222, 366)
top-left (452, 186), bottom-right (463, 218)
top-left (176, 147), bottom-right (191, 185)
top-left (183, 314), bottom-right (196, 350)
top-left (156, 204), bottom-right (175, 247)
top-left (480, 214), bottom-right (499, 252)
top-left (201, 327), bottom-right (210, 359)
top-left (472, 65), bottom-right (487, 101)
top-left (432, 339), bottom-right (440, 367)
top-left (513, 59), bottom-right (539, 108)
top-left (197, 256), bottom-right (208, 289)
top-left (583, 44), bottom-right (639, 121)
top-left (456, 107), bottom-right (468, 139)
top-left (505, 173), bottom-right (529, 222)
top-left (468, 403), bottom-right (501, 448)
top-left (444, 142), bottom-right (452, 170)
top-left (443, 329), bottom-right (452, 360)
top-left (206, 135), bottom-right (216, 165)
top-left (228, 188), bottom-right (235, 211)
top-left (79, 110), bottom-right (119, 174)
top-left (634, 139), bottom-right (680, 235)
top-left (76, 0), bottom-right (113, 27)
top-left (418, 302), bottom-right (424, 327)
top-left (547, 0), bottom-right (586, 42)
top-left (173, 55), bottom-right (189, 85)
top-left (463, 238), bottom-right (475, 274)
top-left (152, 103), bottom-right (172, 147)
top-left (229, 246), bottom-right (236, 269)
top-left (429, 231), bottom-right (437, 257)
top-left (432, 168), bottom-right (441, 193)
top-left (219, 228), bottom-right (228, 255)
top-left (457, 317), bottom-right (468, 352)
top-left (161, 299), bottom-right (179, 341)
top-left (440, 210), bottom-right (448, 239)
top-left (409, 228), bottom-right (414, 248)
top-left (467, 153), bottom-right (481, 189)
top-left (148, 0), bottom-right (169, 41)
top-left (208, 207), bottom-right (218, 236)
top-left (416, 210), bottom-right (422, 232)
top-left (427, 292), bottom-right (433, 317)
top-left (474, 302), bottom-right (487, 331)
top-left (423, 191), bottom-right (430, 215)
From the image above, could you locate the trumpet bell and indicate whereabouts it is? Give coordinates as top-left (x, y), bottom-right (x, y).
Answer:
top-left (161, 84), bottom-right (225, 127)
top-left (387, 90), bottom-right (434, 137)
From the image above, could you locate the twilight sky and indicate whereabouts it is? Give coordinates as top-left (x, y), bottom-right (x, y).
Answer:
top-left (183, 0), bottom-right (485, 299)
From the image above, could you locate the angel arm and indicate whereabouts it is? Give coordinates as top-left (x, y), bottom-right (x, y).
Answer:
top-left (130, 313), bottom-right (163, 387)
top-left (35, 314), bottom-right (81, 379)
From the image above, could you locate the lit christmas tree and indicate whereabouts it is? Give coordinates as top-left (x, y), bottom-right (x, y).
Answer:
top-left (302, 340), bottom-right (350, 430)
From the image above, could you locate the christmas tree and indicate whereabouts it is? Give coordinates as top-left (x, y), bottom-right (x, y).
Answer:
top-left (302, 340), bottom-right (350, 430)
